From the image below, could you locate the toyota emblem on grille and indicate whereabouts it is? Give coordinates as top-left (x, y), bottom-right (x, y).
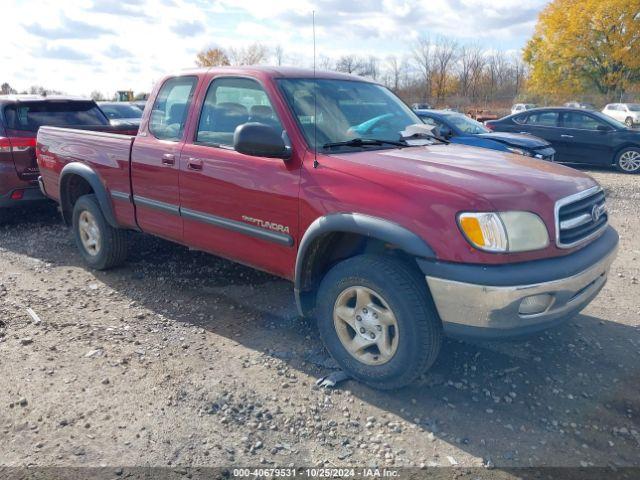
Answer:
top-left (592, 204), bottom-right (605, 222)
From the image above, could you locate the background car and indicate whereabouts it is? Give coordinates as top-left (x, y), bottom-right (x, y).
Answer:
top-left (98, 101), bottom-right (142, 127)
top-left (411, 102), bottom-right (432, 110)
top-left (132, 100), bottom-right (147, 111)
top-left (415, 109), bottom-right (555, 160)
top-left (564, 101), bottom-right (596, 110)
top-left (486, 107), bottom-right (640, 173)
top-left (602, 103), bottom-right (640, 127)
top-left (511, 103), bottom-right (536, 115)
top-left (0, 95), bottom-right (111, 217)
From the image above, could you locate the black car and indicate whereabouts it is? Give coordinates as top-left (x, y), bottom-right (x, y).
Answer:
top-left (486, 107), bottom-right (640, 173)
top-left (415, 110), bottom-right (555, 160)
top-left (97, 102), bottom-right (142, 128)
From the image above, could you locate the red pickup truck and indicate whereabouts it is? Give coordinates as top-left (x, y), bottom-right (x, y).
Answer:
top-left (36, 67), bottom-right (618, 389)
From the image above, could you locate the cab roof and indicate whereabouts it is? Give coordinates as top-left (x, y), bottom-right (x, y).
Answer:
top-left (171, 65), bottom-right (375, 82)
top-left (0, 94), bottom-right (92, 104)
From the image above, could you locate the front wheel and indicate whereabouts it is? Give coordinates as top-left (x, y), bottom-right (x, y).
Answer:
top-left (72, 194), bottom-right (128, 269)
top-left (615, 147), bottom-right (640, 174)
top-left (625, 117), bottom-right (634, 128)
top-left (316, 255), bottom-right (442, 390)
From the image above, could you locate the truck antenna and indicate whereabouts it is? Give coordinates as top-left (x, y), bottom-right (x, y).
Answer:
top-left (312, 10), bottom-right (319, 169)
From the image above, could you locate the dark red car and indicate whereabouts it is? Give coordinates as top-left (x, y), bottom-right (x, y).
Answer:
top-left (0, 95), bottom-right (117, 219)
top-left (36, 67), bottom-right (618, 389)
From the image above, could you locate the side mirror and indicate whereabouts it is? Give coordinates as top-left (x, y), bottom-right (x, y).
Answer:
top-left (234, 123), bottom-right (291, 159)
top-left (596, 124), bottom-right (612, 132)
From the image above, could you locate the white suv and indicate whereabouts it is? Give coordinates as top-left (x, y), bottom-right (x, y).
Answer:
top-left (511, 103), bottom-right (536, 115)
top-left (602, 103), bottom-right (640, 127)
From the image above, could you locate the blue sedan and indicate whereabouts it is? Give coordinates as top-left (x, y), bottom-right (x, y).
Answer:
top-left (414, 109), bottom-right (556, 160)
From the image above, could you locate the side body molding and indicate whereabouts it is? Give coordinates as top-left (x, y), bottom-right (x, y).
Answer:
top-left (59, 162), bottom-right (119, 228)
top-left (294, 212), bottom-right (436, 315)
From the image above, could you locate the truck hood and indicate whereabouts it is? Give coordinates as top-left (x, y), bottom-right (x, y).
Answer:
top-left (475, 132), bottom-right (550, 149)
top-left (327, 144), bottom-right (597, 208)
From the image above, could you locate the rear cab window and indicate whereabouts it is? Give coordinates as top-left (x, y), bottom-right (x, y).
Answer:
top-left (2, 101), bottom-right (109, 133)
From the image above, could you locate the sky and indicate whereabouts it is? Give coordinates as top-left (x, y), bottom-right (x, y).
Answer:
top-left (1, 0), bottom-right (549, 96)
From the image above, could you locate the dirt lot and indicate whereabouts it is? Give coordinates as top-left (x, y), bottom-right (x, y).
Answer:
top-left (0, 168), bottom-right (638, 471)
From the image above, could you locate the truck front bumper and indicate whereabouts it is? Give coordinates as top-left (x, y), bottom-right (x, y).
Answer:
top-left (418, 227), bottom-right (619, 339)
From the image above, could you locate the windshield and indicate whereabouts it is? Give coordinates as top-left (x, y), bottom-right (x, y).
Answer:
top-left (99, 103), bottom-right (143, 119)
top-left (443, 113), bottom-right (489, 134)
top-left (628, 104), bottom-right (640, 112)
top-left (278, 78), bottom-right (421, 151)
top-left (3, 101), bottom-right (109, 132)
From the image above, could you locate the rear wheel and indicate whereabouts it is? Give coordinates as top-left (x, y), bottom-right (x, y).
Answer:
top-left (625, 117), bottom-right (634, 128)
top-left (72, 194), bottom-right (128, 269)
top-left (316, 255), bottom-right (442, 390)
top-left (615, 147), bottom-right (640, 174)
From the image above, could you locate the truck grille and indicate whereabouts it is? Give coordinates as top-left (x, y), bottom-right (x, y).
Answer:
top-left (555, 187), bottom-right (608, 248)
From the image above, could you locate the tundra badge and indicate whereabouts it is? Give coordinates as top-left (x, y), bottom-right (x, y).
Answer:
top-left (242, 215), bottom-right (290, 234)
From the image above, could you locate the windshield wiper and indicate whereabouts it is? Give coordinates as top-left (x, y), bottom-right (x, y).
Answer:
top-left (322, 138), bottom-right (407, 150)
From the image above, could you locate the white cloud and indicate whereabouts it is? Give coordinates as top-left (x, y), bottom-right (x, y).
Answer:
top-left (0, 0), bottom-right (547, 96)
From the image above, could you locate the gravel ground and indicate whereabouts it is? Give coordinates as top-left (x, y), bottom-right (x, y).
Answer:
top-left (0, 168), bottom-right (638, 471)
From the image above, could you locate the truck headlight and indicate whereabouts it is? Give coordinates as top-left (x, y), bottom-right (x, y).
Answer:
top-left (506, 147), bottom-right (532, 157)
top-left (458, 212), bottom-right (549, 253)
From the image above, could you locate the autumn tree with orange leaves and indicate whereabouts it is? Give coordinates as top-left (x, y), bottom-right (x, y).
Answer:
top-left (524, 0), bottom-right (640, 100)
top-left (195, 48), bottom-right (230, 67)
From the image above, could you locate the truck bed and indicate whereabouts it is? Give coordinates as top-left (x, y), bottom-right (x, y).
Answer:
top-left (37, 126), bottom-right (137, 229)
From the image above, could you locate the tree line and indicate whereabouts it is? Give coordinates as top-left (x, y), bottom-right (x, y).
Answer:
top-left (1, 83), bottom-right (63, 96)
top-left (194, 37), bottom-right (529, 111)
top-left (193, 0), bottom-right (638, 110)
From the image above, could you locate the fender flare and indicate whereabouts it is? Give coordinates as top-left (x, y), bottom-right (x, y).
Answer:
top-left (294, 213), bottom-right (436, 315)
top-left (59, 162), bottom-right (119, 228)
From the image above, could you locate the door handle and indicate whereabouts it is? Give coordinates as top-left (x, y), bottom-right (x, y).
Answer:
top-left (161, 153), bottom-right (175, 166)
top-left (561, 134), bottom-right (574, 138)
top-left (187, 157), bottom-right (203, 171)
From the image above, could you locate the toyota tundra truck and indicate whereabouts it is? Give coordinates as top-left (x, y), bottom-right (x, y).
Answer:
top-left (36, 67), bottom-right (619, 389)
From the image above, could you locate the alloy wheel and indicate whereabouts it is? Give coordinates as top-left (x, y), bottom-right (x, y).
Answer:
top-left (333, 286), bottom-right (399, 366)
top-left (78, 210), bottom-right (101, 256)
top-left (618, 150), bottom-right (640, 172)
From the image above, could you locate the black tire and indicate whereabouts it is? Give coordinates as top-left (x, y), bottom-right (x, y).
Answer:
top-left (614, 147), bottom-right (640, 174)
top-left (316, 254), bottom-right (442, 390)
top-left (72, 194), bottom-right (128, 269)
top-left (625, 117), bottom-right (633, 128)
